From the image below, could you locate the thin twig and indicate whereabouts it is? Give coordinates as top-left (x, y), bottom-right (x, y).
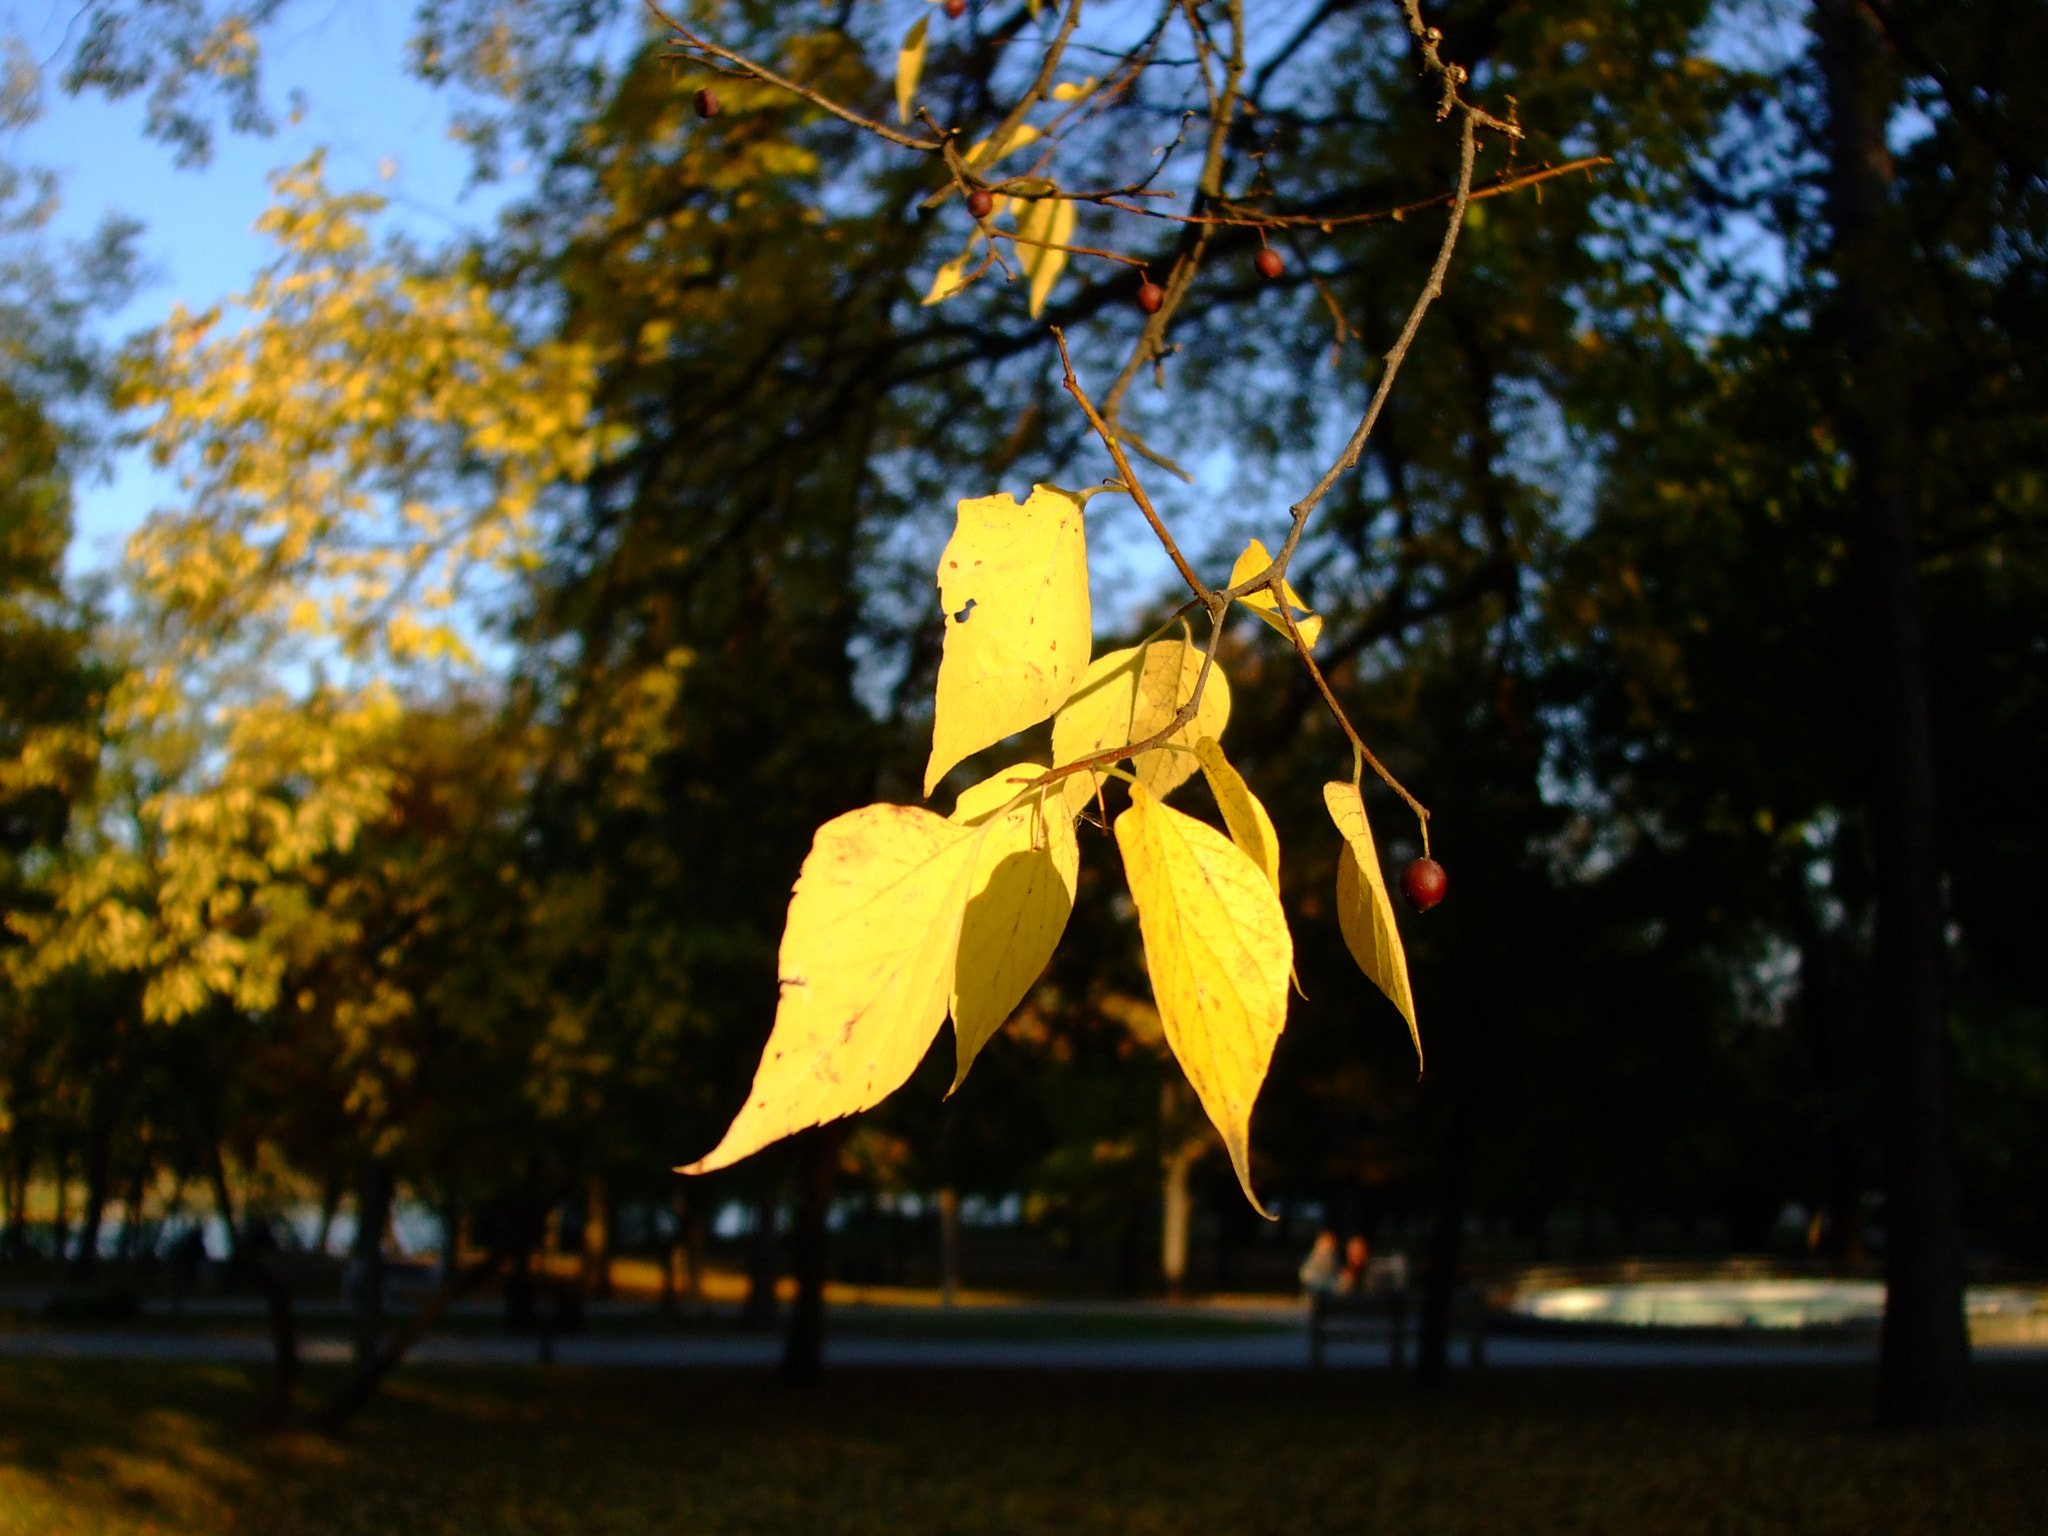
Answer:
top-left (1052, 327), bottom-right (1210, 603)
top-left (1244, 108), bottom-right (1482, 604)
top-left (1269, 581), bottom-right (1430, 851)
top-left (650, 2), bottom-right (944, 152)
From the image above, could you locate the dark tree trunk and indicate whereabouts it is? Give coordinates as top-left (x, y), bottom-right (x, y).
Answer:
top-left (780, 1126), bottom-right (840, 1383)
top-left (581, 1176), bottom-right (611, 1300)
top-left (69, 1117), bottom-right (114, 1282)
top-left (1417, 1091), bottom-right (1475, 1383)
top-left (315, 1253), bottom-right (503, 1434)
top-left (2, 1140), bottom-right (28, 1259)
top-left (313, 1171), bottom-right (342, 1256)
top-left (1813, 0), bottom-right (1973, 1428)
top-left (49, 1141), bottom-right (70, 1262)
top-left (203, 1138), bottom-right (238, 1280)
top-left (350, 1163), bottom-right (394, 1370)
top-left (1792, 896), bottom-right (1869, 1270)
top-left (245, 1216), bottom-right (299, 1427)
top-left (115, 1160), bottom-right (150, 1261)
top-left (741, 1160), bottom-right (782, 1331)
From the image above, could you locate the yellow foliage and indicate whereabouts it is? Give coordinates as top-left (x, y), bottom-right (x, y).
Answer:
top-left (1323, 781), bottom-right (1421, 1065)
top-left (1016, 196), bottom-right (1076, 318)
top-left (896, 15), bottom-right (928, 124)
top-left (21, 153), bottom-right (611, 1025)
top-left (1113, 784), bottom-right (1292, 1211)
top-left (925, 485), bottom-right (1092, 795)
top-left (118, 151), bottom-right (606, 672)
top-left (1193, 737), bottom-right (1282, 901)
top-left (947, 764), bottom-right (1078, 1091)
top-left (1227, 538), bottom-right (1322, 648)
top-left (964, 123), bottom-right (1041, 169)
top-left (1050, 637), bottom-right (1231, 816)
top-left (681, 804), bottom-right (982, 1173)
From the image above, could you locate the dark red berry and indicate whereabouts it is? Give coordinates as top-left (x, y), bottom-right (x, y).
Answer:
top-left (694, 88), bottom-right (720, 119)
top-left (1401, 857), bottom-right (1447, 913)
top-left (1255, 247), bottom-right (1284, 279)
top-left (945, 0), bottom-right (967, 16)
top-left (967, 188), bottom-right (994, 220)
top-left (1136, 281), bottom-right (1165, 314)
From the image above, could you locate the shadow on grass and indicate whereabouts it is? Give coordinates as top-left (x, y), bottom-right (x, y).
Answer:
top-left (3, 1359), bottom-right (2044, 1534)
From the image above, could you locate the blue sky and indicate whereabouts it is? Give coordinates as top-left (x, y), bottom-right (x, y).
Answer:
top-left (3, 0), bottom-right (523, 575)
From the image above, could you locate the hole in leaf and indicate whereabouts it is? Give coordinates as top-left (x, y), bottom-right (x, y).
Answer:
top-left (954, 597), bottom-right (978, 623)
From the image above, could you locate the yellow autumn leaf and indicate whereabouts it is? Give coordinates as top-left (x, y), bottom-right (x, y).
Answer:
top-left (1050, 637), bottom-right (1231, 816)
top-left (964, 124), bottom-right (1041, 169)
top-left (896, 15), bottom-right (929, 125)
top-left (1194, 737), bottom-right (1280, 894)
top-left (1323, 781), bottom-right (1420, 1066)
top-left (1228, 538), bottom-right (1322, 648)
top-left (925, 485), bottom-right (1092, 796)
top-left (922, 252), bottom-right (973, 306)
top-left (946, 764), bottom-right (1079, 1091)
top-left (1016, 196), bottom-right (1076, 318)
top-left (679, 804), bottom-right (980, 1173)
top-left (1051, 78), bottom-right (1098, 102)
top-left (1114, 784), bottom-right (1292, 1211)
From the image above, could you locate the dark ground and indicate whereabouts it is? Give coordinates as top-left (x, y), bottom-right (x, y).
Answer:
top-left (3, 1359), bottom-right (2044, 1534)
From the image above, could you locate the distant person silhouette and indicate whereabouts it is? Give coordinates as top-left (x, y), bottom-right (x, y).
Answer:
top-left (1335, 1234), bottom-right (1370, 1295)
top-left (1298, 1231), bottom-right (1340, 1297)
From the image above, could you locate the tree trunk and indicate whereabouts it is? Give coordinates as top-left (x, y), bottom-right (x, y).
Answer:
top-left (350, 1163), bottom-right (393, 1371)
top-left (203, 1139), bottom-right (238, 1281)
top-left (49, 1141), bottom-right (69, 1263)
top-left (1793, 895), bottom-right (1869, 1270)
top-left (1813, 0), bottom-right (1973, 1428)
top-left (246, 1216), bottom-right (299, 1427)
top-left (316, 1254), bottom-right (502, 1435)
top-left (69, 1117), bottom-right (114, 1282)
top-left (313, 1171), bottom-right (342, 1256)
top-left (437, 1198), bottom-right (461, 1282)
top-left (687, 1198), bottom-right (707, 1302)
top-left (1417, 1091), bottom-right (1476, 1383)
top-left (114, 1161), bottom-right (150, 1261)
top-left (1161, 1149), bottom-right (1196, 1299)
top-left (937, 1187), bottom-right (961, 1307)
top-left (741, 1161), bottom-right (782, 1331)
top-left (780, 1126), bottom-right (838, 1382)
top-left (1, 1140), bottom-right (27, 1259)
top-left (581, 1176), bottom-right (611, 1299)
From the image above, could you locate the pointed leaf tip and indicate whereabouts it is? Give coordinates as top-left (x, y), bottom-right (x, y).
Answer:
top-left (947, 765), bottom-right (1078, 1092)
top-left (680, 804), bottom-right (978, 1173)
top-left (1229, 538), bottom-right (1322, 648)
top-left (896, 15), bottom-right (930, 125)
top-left (1322, 781), bottom-right (1421, 1068)
top-left (1115, 785), bottom-right (1291, 1213)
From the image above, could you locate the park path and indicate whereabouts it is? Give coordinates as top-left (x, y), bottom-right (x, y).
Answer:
top-left (0, 1324), bottom-right (1988, 1370)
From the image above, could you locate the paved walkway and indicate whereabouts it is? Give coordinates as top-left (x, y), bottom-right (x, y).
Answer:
top-left (8, 1325), bottom-right (2033, 1370)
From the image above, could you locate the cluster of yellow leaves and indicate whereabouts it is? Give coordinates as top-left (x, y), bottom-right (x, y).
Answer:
top-left (687, 488), bottom-right (1424, 1209)
top-left (120, 151), bottom-right (609, 672)
top-left (13, 689), bottom-right (402, 1023)
top-left (15, 154), bottom-right (612, 1027)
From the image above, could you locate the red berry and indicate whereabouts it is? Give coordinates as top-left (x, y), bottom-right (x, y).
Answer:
top-left (967, 188), bottom-right (994, 220)
top-left (694, 88), bottom-right (720, 119)
top-left (1136, 281), bottom-right (1165, 314)
top-left (1255, 247), bottom-right (1284, 279)
top-left (945, 0), bottom-right (967, 16)
top-left (1401, 857), bottom-right (1447, 913)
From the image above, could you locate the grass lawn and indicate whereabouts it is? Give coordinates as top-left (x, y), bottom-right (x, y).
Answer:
top-left (2, 1359), bottom-right (2043, 1535)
